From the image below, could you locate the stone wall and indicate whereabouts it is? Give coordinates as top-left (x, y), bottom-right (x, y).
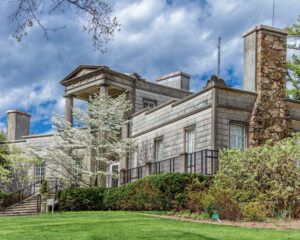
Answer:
top-left (8, 134), bottom-right (55, 181)
top-left (247, 26), bottom-right (292, 146)
top-left (216, 88), bottom-right (256, 149)
top-left (130, 89), bottom-right (213, 167)
top-left (134, 89), bottom-right (176, 112)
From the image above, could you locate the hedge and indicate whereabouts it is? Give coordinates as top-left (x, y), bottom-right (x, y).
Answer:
top-left (58, 173), bottom-right (207, 211)
top-left (58, 187), bottom-right (106, 211)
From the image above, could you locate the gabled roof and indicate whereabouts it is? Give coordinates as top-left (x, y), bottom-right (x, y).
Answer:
top-left (60, 65), bottom-right (104, 84)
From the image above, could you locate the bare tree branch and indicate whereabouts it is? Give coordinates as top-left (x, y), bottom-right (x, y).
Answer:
top-left (8, 0), bottom-right (120, 52)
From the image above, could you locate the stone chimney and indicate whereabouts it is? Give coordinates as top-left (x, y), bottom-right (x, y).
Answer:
top-left (244, 25), bottom-right (291, 147)
top-left (156, 71), bottom-right (190, 91)
top-left (6, 110), bottom-right (31, 141)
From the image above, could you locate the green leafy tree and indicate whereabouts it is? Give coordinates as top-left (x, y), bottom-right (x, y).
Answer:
top-left (287, 16), bottom-right (300, 100)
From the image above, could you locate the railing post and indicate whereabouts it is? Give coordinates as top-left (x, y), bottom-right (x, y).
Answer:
top-left (119, 169), bottom-right (127, 185)
top-left (179, 152), bottom-right (187, 173)
top-left (205, 149), bottom-right (208, 175)
top-left (145, 161), bottom-right (153, 176)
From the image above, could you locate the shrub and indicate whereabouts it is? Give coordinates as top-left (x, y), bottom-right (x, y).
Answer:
top-left (104, 173), bottom-right (207, 211)
top-left (202, 132), bottom-right (300, 220)
top-left (242, 202), bottom-right (269, 221)
top-left (185, 178), bottom-right (211, 213)
top-left (0, 190), bottom-right (8, 209)
top-left (39, 179), bottom-right (48, 194)
top-left (200, 183), bottom-right (242, 221)
top-left (59, 173), bottom-right (207, 212)
top-left (58, 187), bottom-right (106, 211)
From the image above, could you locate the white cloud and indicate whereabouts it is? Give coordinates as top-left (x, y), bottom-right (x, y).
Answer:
top-left (0, 0), bottom-right (300, 133)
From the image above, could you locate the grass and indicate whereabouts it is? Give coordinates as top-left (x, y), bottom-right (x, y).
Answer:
top-left (0, 211), bottom-right (299, 240)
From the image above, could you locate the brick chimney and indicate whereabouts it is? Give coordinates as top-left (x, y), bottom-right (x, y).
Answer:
top-left (243, 25), bottom-right (291, 147)
top-left (6, 110), bottom-right (31, 141)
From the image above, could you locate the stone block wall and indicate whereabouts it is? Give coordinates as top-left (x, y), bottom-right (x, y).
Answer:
top-left (134, 89), bottom-right (176, 112)
top-left (130, 89), bottom-right (213, 167)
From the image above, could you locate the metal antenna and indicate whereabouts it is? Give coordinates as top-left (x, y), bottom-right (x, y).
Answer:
top-left (217, 37), bottom-right (221, 77)
top-left (27, 92), bottom-right (30, 112)
top-left (272, 0), bottom-right (275, 27)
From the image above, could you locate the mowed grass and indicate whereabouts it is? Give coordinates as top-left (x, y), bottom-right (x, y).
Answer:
top-left (0, 211), bottom-right (299, 240)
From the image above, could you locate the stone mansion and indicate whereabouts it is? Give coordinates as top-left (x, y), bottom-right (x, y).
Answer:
top-left (4, 24), bottom-right (300, 187)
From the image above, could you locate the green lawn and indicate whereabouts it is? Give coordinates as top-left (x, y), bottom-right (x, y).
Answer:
top-left (0, 211), bottom-right (299, 240)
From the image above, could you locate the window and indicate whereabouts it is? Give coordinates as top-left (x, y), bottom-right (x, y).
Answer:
top-left (154, 138), bottom-right (163, 162)
top-left (109, 163), bottom-right (119, 188)
top-left (131, 151), bottom-right (138, 168)
top-left (72, 159), bottom-right (82, 182)
top-left (185, 127), bottom-right (196, 172)
top-left (143, 98), bottom-right (157, 108)
top-left (229, 123), bottom-right (246, 150)
top-left (35, 163), bottom-right (45, 181)
top-left (185, 127), bottom-right (195, 153)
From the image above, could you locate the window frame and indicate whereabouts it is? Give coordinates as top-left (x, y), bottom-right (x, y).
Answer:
top-left (228, 121), bottom-right (248, 150)
top-left (184, 125), bottom-right (196, 172)
top-left (107, 162), bottom-right (119, 188)
top-left (154, 136), bottom-right (164, 162)
top-left (184, 125), bottom-right (196, 154)
top-left (34, 162), bottom-right (45, 182)
top-left (142, 98), bottom-right (157, 109)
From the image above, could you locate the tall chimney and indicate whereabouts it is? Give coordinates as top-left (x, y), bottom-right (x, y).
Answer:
top-left (6, 110), bottom-right (31, 141)
top-left (244, 25), bottom-right (291, 146)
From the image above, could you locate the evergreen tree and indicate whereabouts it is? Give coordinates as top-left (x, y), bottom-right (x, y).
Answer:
top-left (286, 16), bottom-right (300, 100)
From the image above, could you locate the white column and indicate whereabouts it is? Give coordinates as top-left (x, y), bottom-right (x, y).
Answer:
top-left (65, 95), bottom-right (73, 126)
top-left (99, 84), bottom-right (108, 95)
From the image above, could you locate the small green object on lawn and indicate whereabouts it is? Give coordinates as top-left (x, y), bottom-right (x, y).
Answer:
top-left (212, 210), bottom-right (221, 222)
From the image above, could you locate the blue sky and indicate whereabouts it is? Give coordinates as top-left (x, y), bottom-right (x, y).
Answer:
top-left (0, 0), bottom-right (300, 134)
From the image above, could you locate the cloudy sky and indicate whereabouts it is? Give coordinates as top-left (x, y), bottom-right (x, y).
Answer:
top-left (0, 0), bottom-right (300, 134)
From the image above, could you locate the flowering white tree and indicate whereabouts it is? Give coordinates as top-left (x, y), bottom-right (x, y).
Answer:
top-left (26, 93), bottom-right (135, 187)
top-left (0, 145), bottom-right (39, 192)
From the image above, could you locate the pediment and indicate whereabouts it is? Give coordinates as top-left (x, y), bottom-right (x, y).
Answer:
top-left (60, 65), bottom-right (102, 84)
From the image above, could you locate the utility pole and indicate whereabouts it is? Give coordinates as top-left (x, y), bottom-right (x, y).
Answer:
top-left (272, 0), bottom-right (275, 27)
top-left (217, 37), bottom-right (221, 77)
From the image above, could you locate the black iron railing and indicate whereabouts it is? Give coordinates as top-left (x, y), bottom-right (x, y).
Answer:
top-left (1, 179), bottom-right (61, 210)
top-left (123, 149), bottom-right (219, 183)
top-left (153, 157), bottom-right (180, 174)
top-left (186, 149), bottom-right (219, 175)
top-left (1, 180), bottom-right (42, 208)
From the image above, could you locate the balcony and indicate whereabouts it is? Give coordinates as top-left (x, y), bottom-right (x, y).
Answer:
top-left (122, 149), bottom-right (219, 184)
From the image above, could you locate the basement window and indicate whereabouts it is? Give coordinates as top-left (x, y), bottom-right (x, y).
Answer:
top-left (229, 123), bottom-right (246, 150)
top-left (143, 98), bottom-right (157, 108)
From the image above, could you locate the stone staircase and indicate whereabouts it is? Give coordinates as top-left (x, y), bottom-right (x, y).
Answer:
top-left (0, 195), bottom-right (40, 216)
top-left (0, 179), bottom-right (61, 216)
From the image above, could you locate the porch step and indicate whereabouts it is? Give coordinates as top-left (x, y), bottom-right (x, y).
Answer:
top-left (0, 196), bottom-right (39, 216)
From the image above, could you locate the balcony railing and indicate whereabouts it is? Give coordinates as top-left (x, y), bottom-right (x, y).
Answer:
top-left (186, 149), bottom-right (219, 175)
top-left (122, 149), bottom-right (218, 184)
top-left (153, 156), bottom-right (180, 174)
